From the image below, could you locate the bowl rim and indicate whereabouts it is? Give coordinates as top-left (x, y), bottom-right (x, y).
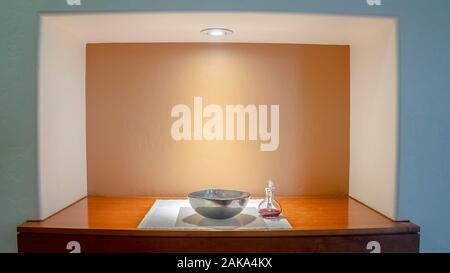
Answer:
top-left (188, 188), bottom-right (251, 201)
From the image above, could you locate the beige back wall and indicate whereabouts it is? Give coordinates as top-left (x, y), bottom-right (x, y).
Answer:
top-left (86, 43), bottom-right (349, 197)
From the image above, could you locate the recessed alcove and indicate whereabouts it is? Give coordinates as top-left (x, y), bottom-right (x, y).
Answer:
top-left (37, 12), bottom-right (398, 220)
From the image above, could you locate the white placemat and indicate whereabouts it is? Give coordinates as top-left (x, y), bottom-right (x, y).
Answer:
top-left (138, 199), bottom-right (292, 230)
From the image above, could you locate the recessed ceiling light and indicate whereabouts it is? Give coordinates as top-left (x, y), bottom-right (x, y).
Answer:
top-left (201, 28), bottom-right (234, 37)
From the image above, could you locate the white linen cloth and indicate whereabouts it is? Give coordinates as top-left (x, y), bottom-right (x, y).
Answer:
top-left (138, 199), bottom-right (292, 230)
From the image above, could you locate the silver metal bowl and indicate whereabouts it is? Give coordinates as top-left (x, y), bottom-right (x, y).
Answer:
top-left (188, 189), bottom-right (251, 219)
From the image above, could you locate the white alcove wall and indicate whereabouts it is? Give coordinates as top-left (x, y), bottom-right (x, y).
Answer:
top-left (38, 17), bottom-right (87, 220)
top-left (37, 12), bottom-right (398, 220)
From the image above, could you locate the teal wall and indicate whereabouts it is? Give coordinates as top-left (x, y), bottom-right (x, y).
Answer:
top-left (1, 0), bottom-right (449, 252)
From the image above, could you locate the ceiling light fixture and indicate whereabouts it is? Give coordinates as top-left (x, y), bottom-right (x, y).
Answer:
top-left (201, 28), bottom-right (234, 37)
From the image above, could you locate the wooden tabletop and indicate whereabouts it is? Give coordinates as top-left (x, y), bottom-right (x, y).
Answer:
top-left (18, 196), bottom-right (419, 237)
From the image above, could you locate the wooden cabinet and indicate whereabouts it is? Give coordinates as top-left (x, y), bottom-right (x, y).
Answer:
top-left (17, 196), bottom-right (420, 253)
top-left (18, 233), bottom-right (419, 253)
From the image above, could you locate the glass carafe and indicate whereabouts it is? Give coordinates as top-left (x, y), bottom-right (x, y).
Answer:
top-left (258, 180), bottom-right (282, 218)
